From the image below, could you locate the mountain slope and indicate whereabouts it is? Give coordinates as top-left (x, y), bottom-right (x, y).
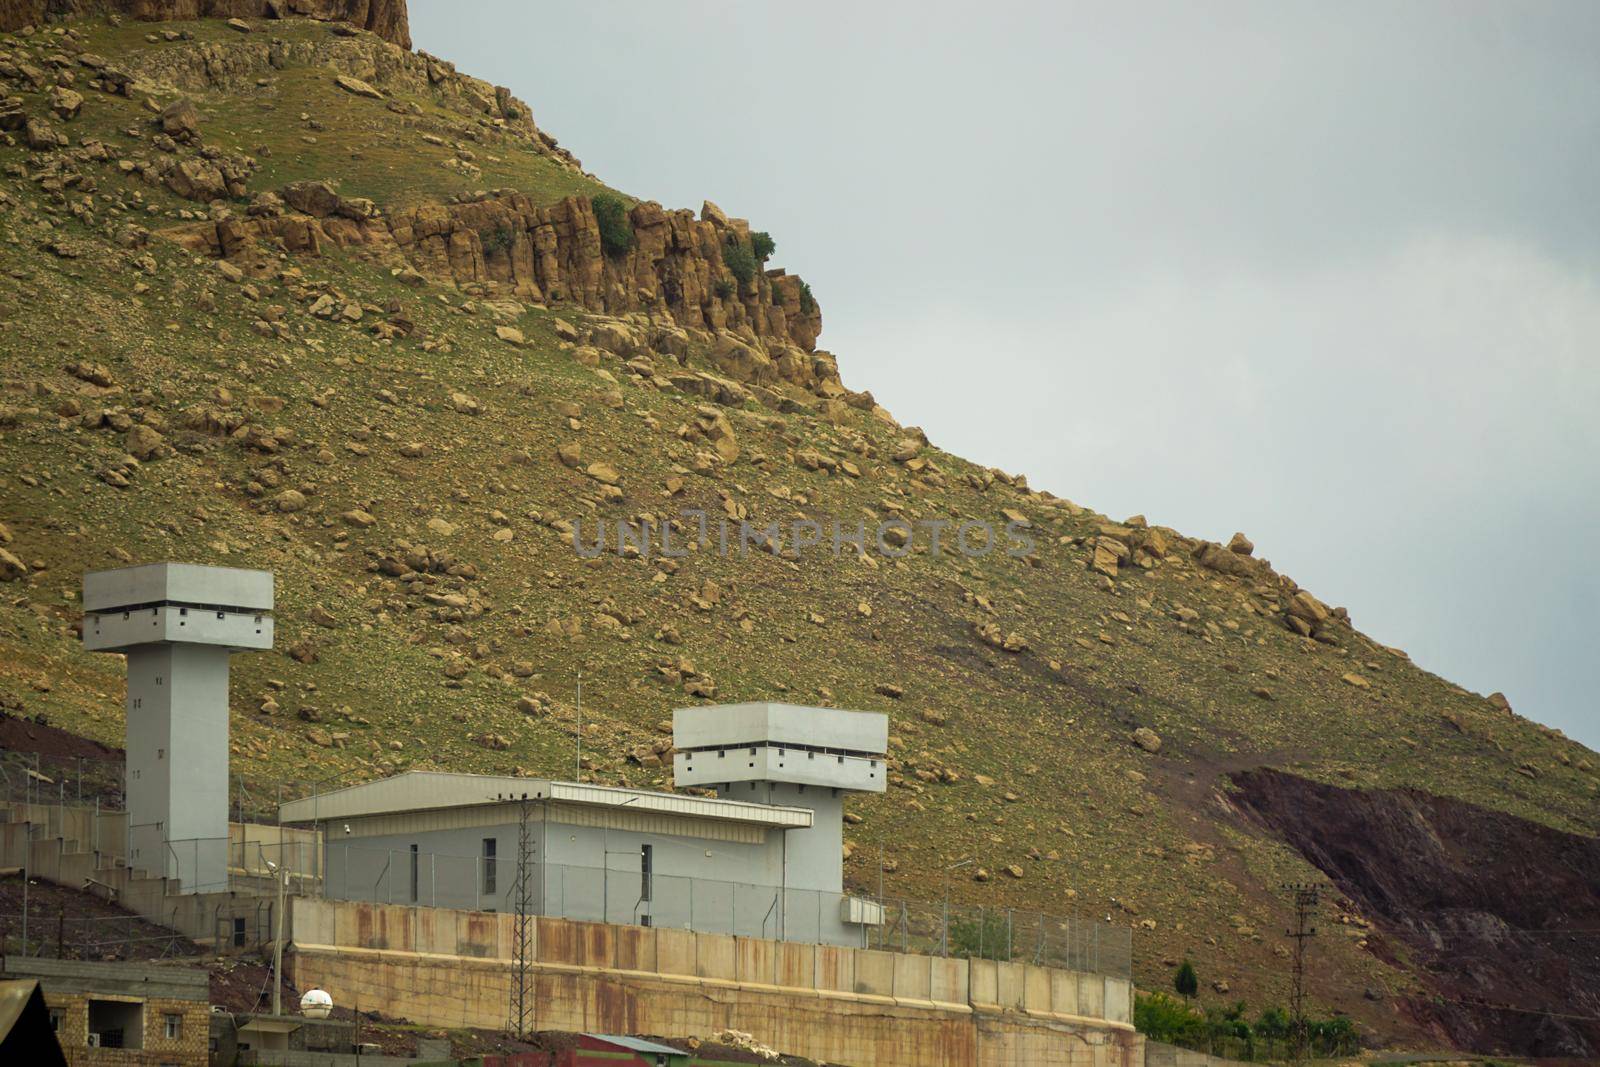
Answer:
top-left (0, 9), bottom-right (1595, 1056)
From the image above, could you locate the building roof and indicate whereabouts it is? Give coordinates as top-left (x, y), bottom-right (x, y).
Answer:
top-left (278, 771), bottom-right (812, 830)
top-left (0, 980), bottom-right (68, 1067)
top-left (673, 702), bottom-right (888, 755)
top-left (83, 562), bottom-right (274, 612)
top-left (0, 957), bottom-right (209, 1001)
top-left (583, 1033), bottom-right (688, 1055)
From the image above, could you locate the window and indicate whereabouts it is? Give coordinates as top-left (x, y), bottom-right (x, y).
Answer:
top-left (88, 999), bottom-right (143, 1050)
top-left (48, 1009), bottom-right (62, 1032)
top-left (482, 838), bottom-right (497, 895)
top-left (409, 844), bottom-right (419, 903)
top-left (164, 1014), bottom-right (182, 1040)
top-left (232, 917), bottom-right (246, 947)
top-left (640, 844), bottom-right (653, 902)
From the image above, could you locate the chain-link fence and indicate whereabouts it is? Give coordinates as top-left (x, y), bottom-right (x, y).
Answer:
top-left (0, 909), bottom-right (204, 961)
top-left (0, 749), bottom-right (341, 826)
top-left (323, 843), bottom-right (1133, 979)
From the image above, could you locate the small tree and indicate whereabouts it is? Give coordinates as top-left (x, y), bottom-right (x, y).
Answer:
top-left (592, 193), bottom-right (634, 257)
top-left (798, 280), bottom-right (816, 314)
top-left (722, 236), bottom-right (757, 287)
top-left (1173, 959), bottom-right (1199, 1003)
top-left (750, 230), bottom-right (776, 261)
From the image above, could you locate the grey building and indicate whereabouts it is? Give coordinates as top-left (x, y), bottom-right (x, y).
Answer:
top-left (82, 563), bottom-right (275, 894)
top-left (280, 703), bottom-right (888, 946)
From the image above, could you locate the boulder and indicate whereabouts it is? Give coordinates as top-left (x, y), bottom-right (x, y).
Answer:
top-left (124, 424), bottom-right (164, 460)
top-left (159, 98), bottom-right (201, 141)
top-left (1131, 727), bottom-right (1162, 753)
top-left (0, 548), bottom-right (26, 581)
top-left (164, 158), bottom-right (227, 202)
top-left (48, 87), bottom-right (82, 120)
top-left (334, 75), bottom-right (384, 100)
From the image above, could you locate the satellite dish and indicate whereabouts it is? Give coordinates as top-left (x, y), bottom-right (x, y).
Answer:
top-left (300, 988), bottom-right (333, 1019)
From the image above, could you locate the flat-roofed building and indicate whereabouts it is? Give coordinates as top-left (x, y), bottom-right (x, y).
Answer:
top-left (280, 704), bottom-right (888, 946)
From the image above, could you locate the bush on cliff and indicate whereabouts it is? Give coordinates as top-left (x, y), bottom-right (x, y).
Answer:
top-left (592, 194), bottom-right (634, 257)
top-left (723, 236), bottom-right (758, 287)
top-left (751, 230), bottom-right (776, 261)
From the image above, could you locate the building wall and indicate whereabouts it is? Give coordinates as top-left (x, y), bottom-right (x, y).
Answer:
top-left (3, 956), bottom-right (213, 1067)
top-left (40, 991), bottom-right (210, 1067)
top-left (125, 642), bottom-right (231, 893)
top-left (288, 898), bottom-right (1141, 1067)
top-left (322, 800), bottom-right (863, 946)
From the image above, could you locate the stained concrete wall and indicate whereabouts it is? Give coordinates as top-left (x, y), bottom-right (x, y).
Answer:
top-left (289, 898), bottom-right (1139, 1067)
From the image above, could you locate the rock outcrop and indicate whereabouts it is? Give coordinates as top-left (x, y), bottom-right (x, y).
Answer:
top-left (172, 187), bottom-right (825, 354)
top-left (0, 0), bottom-right (411, 49)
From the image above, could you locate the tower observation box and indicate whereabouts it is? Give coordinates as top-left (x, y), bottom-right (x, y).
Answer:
top-left (672, 702), bottom-right (889, 794)
top-left (82, 563), bottom-right (274, 894)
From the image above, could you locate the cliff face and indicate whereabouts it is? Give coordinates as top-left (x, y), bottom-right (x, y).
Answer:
top-left (0, 0), bottom-right (410, 48)
top-left (173, 187), bottom-right (825, 357)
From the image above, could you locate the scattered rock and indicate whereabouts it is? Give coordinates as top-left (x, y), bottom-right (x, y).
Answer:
top-left (0, 548), bottom-right (27, 581)
top-left (159, 97), bottom-right (201, 141)
top-left (124, 424), bottom-right (164, 460)
top-left (334, 75), bottom-right (384, 100)
top-left (1131, 727), bottom-right (1162, 753)
top-left (48, 86), bottom-right (82, 120)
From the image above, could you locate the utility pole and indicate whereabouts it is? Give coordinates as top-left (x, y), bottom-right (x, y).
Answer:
top-left (1283, 882), bottom-right (1321, 1063)
top-left (269, 861), bottom-right (289, 1016)
top-left (574, 673), bottom-right (583, 782)
top-left (508, 793), bottom-right (535, 1039)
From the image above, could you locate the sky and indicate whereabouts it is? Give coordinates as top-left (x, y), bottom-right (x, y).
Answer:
top-left (411, 1), bottom-right (1600, 750)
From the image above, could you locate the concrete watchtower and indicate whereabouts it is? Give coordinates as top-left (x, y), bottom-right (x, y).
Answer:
top-left (673, 703), bottom-right (887, 902)
top-left (82, 563), bottom-right (274, 893)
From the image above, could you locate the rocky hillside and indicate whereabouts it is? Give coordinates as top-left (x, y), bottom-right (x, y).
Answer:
top-left (0, 6), bottom-right (1595, 1057)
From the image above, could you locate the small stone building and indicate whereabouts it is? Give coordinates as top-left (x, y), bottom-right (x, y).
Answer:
top-left (0, 956), bottom-right (210, 1067)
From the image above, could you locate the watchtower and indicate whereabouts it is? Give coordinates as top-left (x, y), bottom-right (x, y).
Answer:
top-left (82, 563), bottom-right (273, 892)
top-left (673, 703), bottom-right (887, 899)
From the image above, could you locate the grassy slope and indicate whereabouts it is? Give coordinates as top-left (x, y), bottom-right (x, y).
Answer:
top-left (0, 16), bottom-right (1595, 1045)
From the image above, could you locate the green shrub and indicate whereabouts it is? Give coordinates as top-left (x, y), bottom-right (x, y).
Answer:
top-left (798, 281), bottom-right (816, 314)
top-left (750, 230), bottom-right (776, 261)
top-left (714, 278), bottom-right (735, 299)
top-left (946, 911), bottom-right (1012, 960)
top-left (483, 223), bottom-right (515, 256)
top-left (1135, 994), bottom-right (1208, 1048)
top-left (592, 193), bottom-right (634, 257)
top-left (723, 236), bottom-right (757, 287)
top-left (1173, 959), bottom-right (1199, 1001)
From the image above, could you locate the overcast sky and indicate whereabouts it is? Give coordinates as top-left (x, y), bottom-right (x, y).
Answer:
top-left (412, 1), bottom-right (1600, 750)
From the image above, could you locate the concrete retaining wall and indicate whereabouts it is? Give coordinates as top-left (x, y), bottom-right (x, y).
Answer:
top-left (1142, 1042), bottom-right (1254, 1067)
top-left (289, 898), bottom-right (1140, 1067)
